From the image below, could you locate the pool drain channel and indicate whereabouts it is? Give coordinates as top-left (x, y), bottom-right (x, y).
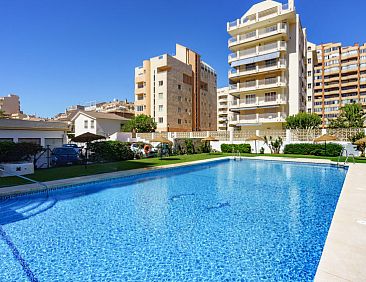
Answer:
top-left (0, 225), bottom-right (38, 282)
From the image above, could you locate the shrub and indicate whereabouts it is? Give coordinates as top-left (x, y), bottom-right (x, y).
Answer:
top-left (283, 143), bottom-right (342, 157)
top-left (220, 143), bottom-right (251, 154)
top-left (0, 141), bottom-right (42, 163)
top-left (173, 139), bottom-right (209, 155)
top-left (88, 141), bottom-right (134, 162)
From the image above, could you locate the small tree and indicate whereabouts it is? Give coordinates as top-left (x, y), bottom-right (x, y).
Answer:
top-left (122, 114), bottom-right (157, 133)
top-left (286, 112), bottom-right (322, 140)
top-left (0, 110), bottom-right (6, 119)
top-left (286, 112), bottom-right (321, 131)
top-left (329, 103), bottom-right (366, 128)
top-left (264, 136), bottom-right (283, 154)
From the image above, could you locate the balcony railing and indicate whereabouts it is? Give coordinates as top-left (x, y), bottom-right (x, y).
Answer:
top-left (228, 23), bottom-right (287, 47)
top-left (227, 3), bottom-right (292, 31)
top-left (230, 94), bottom-right (287, 108)
top-left (228, 41), bottom-right (286, 62)
top-left (229, 59), bottom-right (286, 78)
top-left (229, 76), bottom-right (287, 93)
top-left (230, 112), bottom-right (287, 124)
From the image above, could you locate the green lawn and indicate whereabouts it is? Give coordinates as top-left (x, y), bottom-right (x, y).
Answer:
top-left (1, 152), bottom-right (365, 188)
top-left (0, 153), bottom-right (228, 188)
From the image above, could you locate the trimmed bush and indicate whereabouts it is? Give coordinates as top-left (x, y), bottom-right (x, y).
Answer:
top-left (88, 141), bottom-right (134, 162)
top-left (173, 139), bottom-right (209, 155)
top-left (283, 143), bottom-right (342, 157)
top-left (221, 144), bottom-right (251, 154)
top-left (0, 141), bottom-right (42, 163)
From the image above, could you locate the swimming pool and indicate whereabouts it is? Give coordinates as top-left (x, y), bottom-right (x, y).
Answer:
top-left (0, 159), bottom-right (347, 281)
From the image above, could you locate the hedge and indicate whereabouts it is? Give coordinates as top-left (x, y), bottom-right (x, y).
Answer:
top-left (173, 139), bottom-right (210, 155)
top-left (283, 143), bottom-right (343, 157)
top-left (0, 141), bottom-right (42, 163)
top-left (221, 144), bottom-right (251, 154)
top-left (88, 141), bottom-right (134, 162)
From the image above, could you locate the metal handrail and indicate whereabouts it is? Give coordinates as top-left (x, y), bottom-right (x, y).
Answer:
top-left (337, 148), bottom-right (355, 166)
top-left (0, 167), bottom-right (48, 189)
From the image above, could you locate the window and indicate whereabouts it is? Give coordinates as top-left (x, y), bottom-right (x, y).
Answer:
top-left (308, 83), bottom-right (312, 89)
top-left (308, 58), bottom-right (312, 64)
top-left (245, 94), bottom-right (256, 104)
top-left (308, 96), bottom-right (312, 102)
top-left (158, 105), bottom-right (163, 112)
top-left (308, 109), bottom-right (312, 113)
top-left (178, 96), bottom-right (182, 102)
top-left (178, 84), bottom-right (181, 90)
top-left (307, 71), bottom-right (312, 77)
top-left (136, 105), bottom-right (144, 111)
top-left (177, 107), bottom-right (181, 113)
top-left (178, 119), bottom-right (182, 124)
top-left (137, 82), bottom-right (144, 89)
top-left (265, 92), bottom-right (276, 102)
top-left (158, 81), bottom-right (163, 86)
top-left (158, 117), bottom-right (163, 123)
top-left (137, 95), bottom-right (144, 100)
top-left (18, 138), bottom-right (41, 145)
top-left (158, 93), bottom-right (163, 99)
top-left (84, 120), bottom-right (88, 129)
top-left (91, 120), bottom-right (95, 129)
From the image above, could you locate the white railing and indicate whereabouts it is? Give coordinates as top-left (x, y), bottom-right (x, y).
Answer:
top-left (229, 59), bottom-right (286, 78)
top-left (227, 3), bottom-right (292, 31)
top-left (228, 41), bottom-right (287, 62)
top-left (229, 76), bottom-right (286, 93)
top-left (228, 23), bottom-right (287, 47)
top-left (136, 128), bottom-right (366, 144)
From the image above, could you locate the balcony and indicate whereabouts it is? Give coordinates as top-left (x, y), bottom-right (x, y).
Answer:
top-left (229, 76), bottom-right (287, 94)
top-left (230, 112), bottom-right (287, 125)
top-left (227, 3), bottom-right (293, 34)
top-left (229, 59), bottom-right (286, 79)
top-left (228, 41), bottom-right (286, 63)
top-left (135, 86), bottom-right (146, 95)
top-left (228, 23), bottom-right (288, 49)
top-left (230, 94), bottom-right (287, 109)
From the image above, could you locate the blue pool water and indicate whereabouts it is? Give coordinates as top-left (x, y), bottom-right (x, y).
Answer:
top-left (0, 159), bottom-right (347, 281)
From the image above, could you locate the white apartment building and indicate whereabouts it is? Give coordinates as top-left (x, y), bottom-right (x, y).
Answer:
top-left (227, 0), bottom-right (307, 130)
top-left (217, 87), bottom-right (237, 131)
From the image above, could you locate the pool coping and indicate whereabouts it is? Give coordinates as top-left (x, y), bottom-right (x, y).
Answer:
top-left (1, 156), bottom-right (365, 281)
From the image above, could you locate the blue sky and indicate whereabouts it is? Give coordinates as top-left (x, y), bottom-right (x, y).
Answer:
top-left (0, 0), bottom-right (365, 117)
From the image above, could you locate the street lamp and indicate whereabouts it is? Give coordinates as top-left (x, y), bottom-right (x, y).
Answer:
top-left (224, 117), bottom-right (228, 132)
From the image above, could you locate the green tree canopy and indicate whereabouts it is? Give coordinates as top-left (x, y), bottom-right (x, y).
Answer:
top-left (285, 112), bottom-right (322, 129)
top-left (329, 103), bottom-right (366, 128)
top-left (122, 114), bottom-right (157, 133)
top-left (0, 110), bottom-right (6, 119)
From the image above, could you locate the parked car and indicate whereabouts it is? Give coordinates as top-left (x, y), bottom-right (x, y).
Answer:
top-left (62, 143), bottom-right (82, 153)
top-left (51, 147), bottom-right (81, 166)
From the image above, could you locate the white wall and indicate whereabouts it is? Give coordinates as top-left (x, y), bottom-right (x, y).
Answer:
top-left (0, 129), bottom-right (66, 147)
top-left (74, 115), bottom-right (97, 136)
top-left (97, 119), bottom-right (124, 137)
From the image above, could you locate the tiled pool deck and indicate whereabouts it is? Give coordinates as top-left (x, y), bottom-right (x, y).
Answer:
top-left (1, 156), bottom-right (365, 281)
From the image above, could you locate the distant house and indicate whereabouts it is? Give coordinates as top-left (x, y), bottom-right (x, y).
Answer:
top-left (0, 119), bottom-right (68, 148)
top-left (72, 111), bottom-right (129, 137)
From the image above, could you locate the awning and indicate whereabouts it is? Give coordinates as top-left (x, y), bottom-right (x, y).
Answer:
top-left (231, 51), bottom-right (280, 67)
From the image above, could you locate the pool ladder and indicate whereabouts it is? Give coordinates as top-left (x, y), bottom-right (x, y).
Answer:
top-left (234, 150), bottom-right (242, 161)
top-left (337, 148), bottom-right (355, 167)
top-left (0, 167), bottom-right (48, 190)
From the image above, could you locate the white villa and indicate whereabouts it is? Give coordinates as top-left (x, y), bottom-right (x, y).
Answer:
top-left (72, 111), bottom-right (129, 137)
